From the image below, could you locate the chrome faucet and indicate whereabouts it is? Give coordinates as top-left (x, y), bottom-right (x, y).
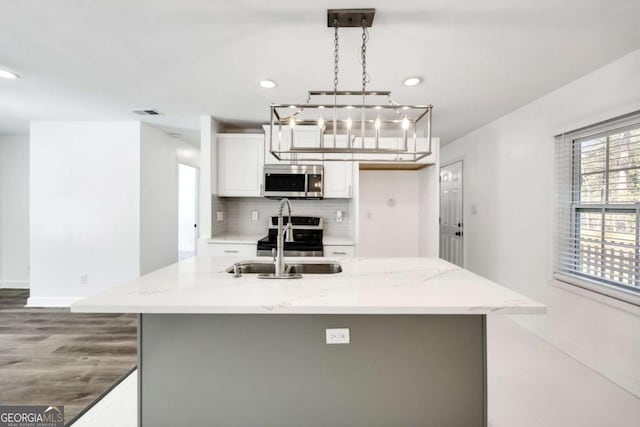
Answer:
top-left (274, 198), bottom-right (294, 276)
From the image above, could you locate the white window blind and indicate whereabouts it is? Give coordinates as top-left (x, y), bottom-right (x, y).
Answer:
top-left (555, 112), bottom-right (640, 302)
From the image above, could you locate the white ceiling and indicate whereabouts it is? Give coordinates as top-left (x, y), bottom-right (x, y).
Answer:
top-left (1, 0), bottom-right (639, 144)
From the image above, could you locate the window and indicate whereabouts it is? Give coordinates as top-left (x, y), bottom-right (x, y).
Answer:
top-left (555, 112), bottom-right (640, 303)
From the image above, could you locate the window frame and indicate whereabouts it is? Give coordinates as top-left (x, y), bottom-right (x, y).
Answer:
top-left (555, 112), bottom-right (640, 306)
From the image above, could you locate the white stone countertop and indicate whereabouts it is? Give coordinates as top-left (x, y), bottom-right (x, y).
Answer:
top-left (71, 257), bottom-right (546, 315)
top-left (323, 236), bottom-right (356, 246)
top-left (208, 234), bottom-right (263, 244)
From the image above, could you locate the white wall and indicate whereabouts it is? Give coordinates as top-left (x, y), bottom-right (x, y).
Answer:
top-left (197, 116), bottom-right (215, 255)
top-left (177, 140), bottom-right (200, 168)
top-left (441, 48), bottom-right (640, 397)
top-left (29, 122), bottom-right (141, 306)
top-left (29, 121), bottom-right (182, 305)
top-left (140, 124), bottom-right (178, 275)
top-left (359, 171), bottom-right (421, 257)
top-left (0, 134), bottom-right (30, 288)
top-left (357, 138), bottom-right (440, 258)
top-left (418, 143), bottom-right (440, 257)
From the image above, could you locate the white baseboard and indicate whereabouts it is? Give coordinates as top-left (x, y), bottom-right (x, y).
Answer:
top-left (0, 280), bottom-right (30, 289)
top-left (26, 296), bottom-right (80, 307)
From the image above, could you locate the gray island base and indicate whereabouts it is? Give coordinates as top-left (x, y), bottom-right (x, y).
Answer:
top-left (139, 314), bottom-right (486, 427)
top-left (71, 257), bottom-right (545, 427)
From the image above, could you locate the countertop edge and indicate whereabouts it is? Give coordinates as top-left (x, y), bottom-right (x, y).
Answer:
top-left (70, 305), bottom-right (547, 315)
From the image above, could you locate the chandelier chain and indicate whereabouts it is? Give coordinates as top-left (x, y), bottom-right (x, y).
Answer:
top-left (268, 10), bottom-right (433, 163)
top-left (333, 20), bottom-right (339, 93)
top-left (361, 21), bottom-right (370, 92)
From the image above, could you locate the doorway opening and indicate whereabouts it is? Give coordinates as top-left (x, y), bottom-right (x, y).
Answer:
top-left (178, 164), bottom-right (199, 260)
top-left (439, 161), bottom-right (463, 266)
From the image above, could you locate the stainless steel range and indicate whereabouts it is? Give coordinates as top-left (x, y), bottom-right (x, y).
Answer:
top-left (257, 216), bottom-right (323, 257)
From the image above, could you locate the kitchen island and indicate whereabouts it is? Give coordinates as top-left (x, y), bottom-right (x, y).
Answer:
top-left (72, 256), bottom-right (545, 427)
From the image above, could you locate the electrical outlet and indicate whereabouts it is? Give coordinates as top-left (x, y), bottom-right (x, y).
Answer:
top-left (80, 274), bottom-right (88, 285)
top-left (326, 328), bottom-right (350, 344)
top-left (216, 211), bottom-right (224, 222)
top-left (251, 210), bottom-right (259, 221)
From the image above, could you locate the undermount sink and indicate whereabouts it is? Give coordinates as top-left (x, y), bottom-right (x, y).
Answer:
top-left (289, 262), bottom-right (342, 275)
top-left (226, 261), bottom-right (342, 276)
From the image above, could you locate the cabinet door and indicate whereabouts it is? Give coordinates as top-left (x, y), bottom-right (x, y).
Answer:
top-left (264, 125), bottom-right (322, 164)
top-left (207, 243), bottom-right (257, 257)
top-left (218, 134), bottom-right (264, 197)
top-left (291, 128), bottom-right (322, 164)
top-left (323, 162), bottom-right (353, 198)
top-left (264, 126), bottom-right (290, 165)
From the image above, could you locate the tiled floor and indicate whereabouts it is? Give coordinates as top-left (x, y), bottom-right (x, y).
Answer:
top-left (487, 316), bottom-right (640, 426)
top-left (74, 315), bottom-right (640, 426)
top-left (71, 369), bottom-right (137, 427)
top-left (0, 289), bottom-right (137, 424)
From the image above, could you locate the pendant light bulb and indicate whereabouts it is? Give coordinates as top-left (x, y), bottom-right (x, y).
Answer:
top-left (401, 117), bottom-right (410, 130)
top-left (288, 116), bottom-right (296, 128)
top-left (346, 117), bottom-right (352, 130)
top-left (318, 117), bottom-right (325, 129)
top-left (374, 117), bottom-right (381, 130)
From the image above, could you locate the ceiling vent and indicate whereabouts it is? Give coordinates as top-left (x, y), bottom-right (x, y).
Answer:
top-left (132, 109), bottom-right (162, 116)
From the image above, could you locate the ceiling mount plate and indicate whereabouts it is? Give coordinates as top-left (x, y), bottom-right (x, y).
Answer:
top-left (327, 8), bottom-right (375, 28)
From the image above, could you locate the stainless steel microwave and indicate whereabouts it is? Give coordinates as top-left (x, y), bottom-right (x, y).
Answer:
top-left (263, 164), bottom-right (323, 199)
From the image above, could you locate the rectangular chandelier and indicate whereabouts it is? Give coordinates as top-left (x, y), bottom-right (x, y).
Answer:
top-left (267, 9), bottom-right (434, 163)
top-left (269, 91), bottom-right (433, 163)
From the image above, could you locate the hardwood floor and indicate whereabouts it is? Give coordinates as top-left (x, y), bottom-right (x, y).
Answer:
top-left (0, 289), bottom-right (137, 425)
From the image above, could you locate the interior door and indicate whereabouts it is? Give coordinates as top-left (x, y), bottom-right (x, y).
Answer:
top-left (439, 161), bottom-right (463, 266)
top-left (178, 164), bottom-right (199, 260)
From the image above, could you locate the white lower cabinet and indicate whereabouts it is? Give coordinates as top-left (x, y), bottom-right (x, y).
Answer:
top-left (206, 243), bottom-right (257, 257)
top-left (324, 245), bottom-right (356, 257)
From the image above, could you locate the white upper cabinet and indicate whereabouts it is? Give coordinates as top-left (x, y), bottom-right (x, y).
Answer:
top-left (291, 128), bottom-right (323, 164)
top-left (217, 134), bottom-right (264, 197)
top-left (264, 126), bottom-right (289, 165)
top-left (263, 125), bottom-right (322, 164)
top-left (324, 162), bottom-right (353, 198)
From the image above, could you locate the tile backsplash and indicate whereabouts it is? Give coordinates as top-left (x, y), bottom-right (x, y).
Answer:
top-left (211, 195), bottom-right (228, 236)
top-left (212, 196), bottom-right (352, 237)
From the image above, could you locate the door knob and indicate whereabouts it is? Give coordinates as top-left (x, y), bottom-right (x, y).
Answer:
top-left (455, 231), bottom-right (462, 237)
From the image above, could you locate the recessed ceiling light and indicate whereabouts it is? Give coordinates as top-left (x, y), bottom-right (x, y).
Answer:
top-left (403, 77), bottom-right (421, 87)
top-left (260, 80), bottom-right (277, 89)
top-left (0, 69), bottom-right (20, 79)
